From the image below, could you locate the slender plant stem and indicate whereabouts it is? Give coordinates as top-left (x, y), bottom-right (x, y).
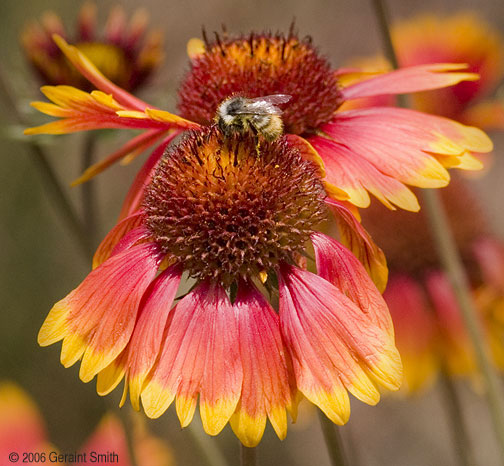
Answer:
top-left (118, 407), bottom-right (139, 466)
top-left (370, 0), bottom-right (504, 461)
top-left (422, 189), bottom-right (504, 458)
top-left (0, 67), bottom-right (92, 259)
top-left (240, 445), bottom-right (257, 466)
top-left (437, 370), bottom-right (476, 466)
top-left (186, 422), bottom-right (230, 466)
top-left (81, 132), bottom-right (98, 245)
top-left (29, 142), bottom-right (93, 258)
top-left (318, 410), bottom-right (347, 466)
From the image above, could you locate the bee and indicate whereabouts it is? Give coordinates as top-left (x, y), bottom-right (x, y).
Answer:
top-left (215, 94), bottom-right (292, 144)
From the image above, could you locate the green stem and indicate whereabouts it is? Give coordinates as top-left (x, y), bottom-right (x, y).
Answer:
top-left (0, 67), bottom-right (92, 259)
top-left (119, 407), bottom-right (139, 466)
top-left (318, 410), bottom-right (347, 466)
top-left (240, 445), bottom-right (257, 466)
top-left (186, 422), bottom-right (230, 466)
top-left (370, 0), bottom-right (504, 461)
top-left (422, 189), bottom-right (504, 460)
top-left (81, 133), bottom-right (98, 246)
top-left (438, 370), bottom-right (476, 466)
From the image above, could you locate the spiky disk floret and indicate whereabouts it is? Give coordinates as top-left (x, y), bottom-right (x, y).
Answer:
top-left (144, 126), bottom-right (327, 286)
top-left (177, 31), bottom-right (342, 135)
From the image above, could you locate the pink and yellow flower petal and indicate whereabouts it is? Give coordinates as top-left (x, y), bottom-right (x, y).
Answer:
top-left (52, 34), bottom-right (148, 111)
top-left (38, 243), bottom-right (163, 382)
top-left (279, 265), bottom-right (402, 423)
top-left (309, 106), bottom-right (491, 210)
top-left (341, 63), bottom-right (479, 101)
top-left (393, 14), bottom-right (504, 117)
top-left (93, 212), bottom-right (145, 268)
top-left (325, 198), bottom-right (388, 292)
top-left (230, 283), bottom-right (295, 447)
top-left (384, 276), bottom-right (439, 393)
top-left (98, 265), bottom-right (182, 409)
top-left (310, 135), bottom-right (420, 211)
top-left (311, 232), bottom-right (393, 336)
top-left (141, 282), bottom-right (243, 436)
top-left (284, 134), bottom-right (325, 177)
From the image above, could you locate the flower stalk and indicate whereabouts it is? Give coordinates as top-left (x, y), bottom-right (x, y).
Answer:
top-left (0, 66), bottom-right (92, 259)
top-left (318, 410), bottom-right (348, 466)
top-left (81, 132), bottom-right (98, 246)
top-left (371, 0), bottom-right (504, 461)
top-left (240, 445), bottom-right (257, 466)
top-left (186, 423), bottom-right (230, 466)
top-left (438, 369), bottom-right (475, 466)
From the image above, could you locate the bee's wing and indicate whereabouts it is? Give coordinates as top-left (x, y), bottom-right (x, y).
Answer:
top-left (255, 94), bottom-right (292, 105)
top-left (233, 94), bottom-right (292, 115)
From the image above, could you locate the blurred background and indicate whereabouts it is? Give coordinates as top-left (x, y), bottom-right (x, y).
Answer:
top-left (1, 0), bottom-right (504, 465)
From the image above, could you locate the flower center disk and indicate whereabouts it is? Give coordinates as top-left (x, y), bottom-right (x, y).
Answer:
top-left (144, 127), bottom-right (327, 286)
top-left (177, 32), bottom-right (342, 135)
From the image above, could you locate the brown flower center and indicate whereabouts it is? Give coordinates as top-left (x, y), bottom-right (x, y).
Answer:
top-left (177, 31), bottom-right (342, 135)
top-left (144, 126), bottom-right (327, 286)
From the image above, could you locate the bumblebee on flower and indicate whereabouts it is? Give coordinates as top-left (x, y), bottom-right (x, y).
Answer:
top-left (26, 27), bottom-right (491, 216)
top-left (39, 124), bottom-right (402, 446)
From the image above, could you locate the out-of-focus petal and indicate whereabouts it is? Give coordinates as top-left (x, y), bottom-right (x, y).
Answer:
top-left (384, 276), bottom-right (439, 393)
top-left (80, 414), bottom-right (131, 466)
top-left (0, 383), bottom-right (49, 457)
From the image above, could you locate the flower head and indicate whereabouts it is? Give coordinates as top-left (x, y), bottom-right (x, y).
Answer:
top-left (25, 28), bottom-right (492, 212)
top-left (21, 2), bottom-right (162, 92)
top-left (38, 126), bottom-right (402, 446)
top-left (361, 177), bottom-right (504, 392)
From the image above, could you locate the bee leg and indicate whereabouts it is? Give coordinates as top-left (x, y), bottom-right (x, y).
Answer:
top-left (249, 125), bottom-right (261, 157)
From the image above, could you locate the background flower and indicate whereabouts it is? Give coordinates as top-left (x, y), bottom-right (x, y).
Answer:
top-left (361, 176), bottom-right (504, 393)
top-left (342, 12), bottom-right (504, 130)
top-left (21, 2), bottom-right (163, 92)
top-left (0, 382), bottom-right (174, 466)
